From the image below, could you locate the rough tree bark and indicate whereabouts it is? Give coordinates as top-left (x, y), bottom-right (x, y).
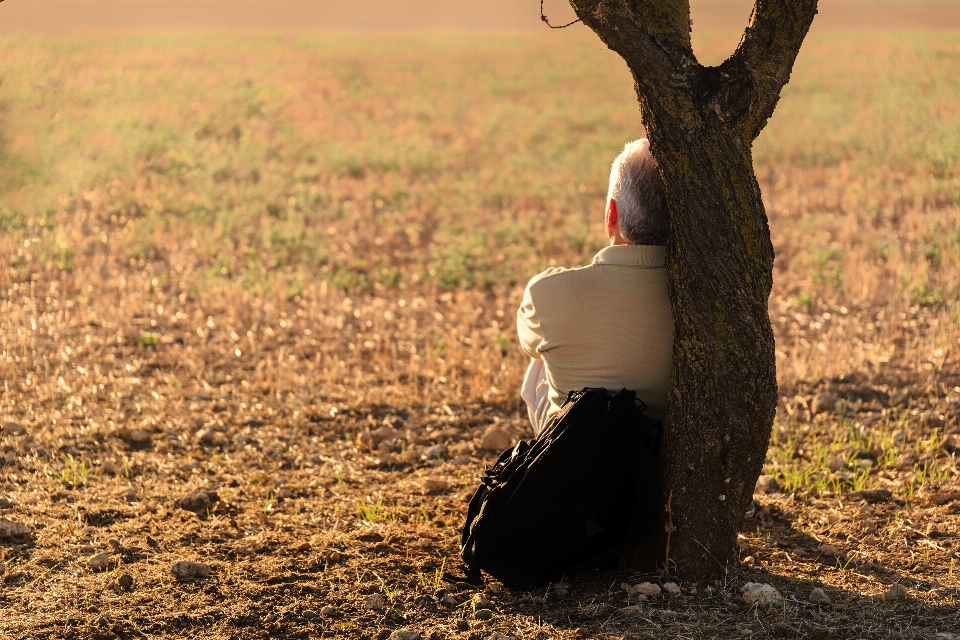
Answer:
top-left (565, 0), bottom-right (819, 579)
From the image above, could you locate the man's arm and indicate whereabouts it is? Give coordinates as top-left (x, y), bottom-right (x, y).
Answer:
top-left (516, 280), bottom-right (545, 360)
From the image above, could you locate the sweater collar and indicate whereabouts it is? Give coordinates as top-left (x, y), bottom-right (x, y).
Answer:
top-left (593, 244), bottom-right (666, 267)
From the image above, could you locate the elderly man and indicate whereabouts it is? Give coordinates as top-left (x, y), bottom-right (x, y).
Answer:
top-left (518, 139), bottom-right (674, 435)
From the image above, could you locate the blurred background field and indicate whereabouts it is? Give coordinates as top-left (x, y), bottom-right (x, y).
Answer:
top-left (1, 24), bottom-right (958, 402)
top-left (1, 2), bottom-right (960, 638)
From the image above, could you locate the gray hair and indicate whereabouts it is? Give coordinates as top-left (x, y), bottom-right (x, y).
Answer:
top-left (607, 138), bottom-right (669, 245)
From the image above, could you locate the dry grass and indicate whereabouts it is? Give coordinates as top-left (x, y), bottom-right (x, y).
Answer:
top-left (0, 28), bottom-right (959, 639)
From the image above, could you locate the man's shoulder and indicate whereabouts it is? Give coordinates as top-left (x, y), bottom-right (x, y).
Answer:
top-left (526, 263), bottom-right (595, 292)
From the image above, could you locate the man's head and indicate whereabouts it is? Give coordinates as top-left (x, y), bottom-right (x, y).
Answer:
top-left (605, 138), bottom-right (669, 246)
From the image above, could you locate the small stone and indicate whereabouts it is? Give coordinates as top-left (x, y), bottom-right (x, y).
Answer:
top-left (622, 582), bottom-right (660, 597)
top-left (743, 555), bottom-right (756, 566)
top-left (320, 605), bottom-right (336, 617)
top-left (302, 609), bottom-right (317, 620)
top-left (101, 459), bottom-right (118, 474)
top-left (473, 594), bottom-right (491, 608)
top-left (451, 455), bottom-right (472, 466)
top-left (811, 393), bottom-right (836, 415)
top-left (828, 457), bottom-right (846, 472)
top-left (88, 551), bottom-right (110, 572)
top-left (479, 426), bottom-right (511, 451)
top-left (891, 428), bottom-right (908, 442)
top-left (118, 573), bottom-right (134, 589)
top-left (474, 608), bottom-right (493, 621)
top-left (0, 518), bottom-right (31, 539)
top-left (662, 582), bottom-right (681, 595)
top-left (883, 583), bottom-right (907, 602)
top-left (365, 593), bottom-right (385, 611)
top-left (0, 560), bottom-right (4, 576)
top-left (424, 444), bottom-right (448, 459)
top-left (423, 478), bottom-right (449, 493)
top-left (171, 560), bottom-right (210, 580)
top-left (441, 595), bottom-right (458, 606)
top-left (0, 497), bottom-right (10, 509)
top-left (177, 489), bottom-right (220, 514)
top-left (808, 587), bottom-right (831, 605)
top-left (754, 475), bottom-right (780, 495)
top-left (388, 630), bottom-right (421, 640)
top-left (417, 537), bottom-right (433, 548)
top-left (455, 620), bottom-right (469, 631)
top-left (328, 550), bottom-right (342, 562)
top-left (740, 582), bottom-right (783, 607)
top-left (486, 583), bottom-right (502, 596)
top-left (108, 538), bottom-right (122, 550)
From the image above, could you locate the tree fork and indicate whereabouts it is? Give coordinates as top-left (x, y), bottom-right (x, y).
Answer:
top-left (566, 0), bottom-right (818, 578)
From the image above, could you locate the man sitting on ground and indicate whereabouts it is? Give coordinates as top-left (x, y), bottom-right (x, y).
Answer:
top-left (518, 138), bottom-right (674, 435)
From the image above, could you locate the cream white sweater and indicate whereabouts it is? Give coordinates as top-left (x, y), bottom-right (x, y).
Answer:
top-left (517, 244), bottom-right (674, 423)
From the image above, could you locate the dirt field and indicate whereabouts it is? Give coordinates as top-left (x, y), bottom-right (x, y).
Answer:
top-left (1, 11), bottom-right (960, 640)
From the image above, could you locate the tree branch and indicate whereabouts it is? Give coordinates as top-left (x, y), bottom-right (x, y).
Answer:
top-left (729, 0), bottom-right (819, 142)
top-left (568, 0), bottom-right (696, 104)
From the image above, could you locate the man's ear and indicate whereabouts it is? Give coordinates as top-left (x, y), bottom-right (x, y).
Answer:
top-left (607, 199), bottom-right (618, 229)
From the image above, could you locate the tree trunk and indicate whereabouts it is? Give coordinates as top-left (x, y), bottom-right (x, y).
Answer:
top-left (566, 0), bottom-right (818, 579)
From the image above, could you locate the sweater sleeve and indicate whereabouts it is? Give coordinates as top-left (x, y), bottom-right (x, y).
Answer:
top-left (517, 278), bottom-right (545, 360)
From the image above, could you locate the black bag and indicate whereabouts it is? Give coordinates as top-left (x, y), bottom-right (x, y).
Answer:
top-left (459, 387), bottom-right (661, 589)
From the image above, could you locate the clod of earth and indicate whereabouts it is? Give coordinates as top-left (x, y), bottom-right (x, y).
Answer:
top-left (118, 573), bottom-right (134, 589)
top-left (819, 543), bottom-right (842, 559)
top-left (88, 551), bottom-right (110, 572)
top-left (0, 561), bottom-right (5, 576)
top-left (320, 605), bottom-right (335, 617)
top-left (828, 456), bottom-right (846, 472)
top-left (479, 425), bottom-right (511, 450)
top-left (0, 497), bottom-right (11, 509)
top-left (754, 474), bottom-right (781, 494)
top-left (0, 519), bottom-right (31, 539)
top-left (424, 444), bottom-right (447, 459)
top-left (302, 609), bottom-right (316, 620)
top-left (622, 582), bottom-right (661, 598)
top-left (176, 489), bottom-right (220, 513)
top-left (171, 560), bottom-right (210, 580)
top-left (883, 584), bottom-right (908, 602)
top-left (129, 429), bottom-right (152, 445)
top-left (365, 593), bottom-right (385, 611)
top-left (811, 393), bottom-right (837, 415)
top-left (440, 595), bottom-right (458, 606)
top-left (387, 629), bottom-right (421, 640)
top-left (196, 428), bottom-right (228, 448)
top-left (473, 594), bottom-right (491, 608)
top-left (846, 488), bottom-right (893, 503)
top-left (808, 587), bottom-right (831, 605)
top-left (423, 478), bottom-right (449, 493)
top-left (663, 582), bottom-right (681, 595)
top-left (741, 583), bottom-right (783, 607)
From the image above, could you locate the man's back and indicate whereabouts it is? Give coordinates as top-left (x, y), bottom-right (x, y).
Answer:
top-left (517, 244), bottom-right (674, 424)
